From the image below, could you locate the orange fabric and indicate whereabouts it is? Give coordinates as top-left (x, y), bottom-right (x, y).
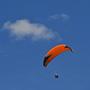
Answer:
top-left (45, 44), bottom-right (70, 64)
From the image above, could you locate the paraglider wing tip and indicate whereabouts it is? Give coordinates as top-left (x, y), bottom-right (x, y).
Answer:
top-left (43, 59), bottom-right (47, 67)
top-left (43, 55), bottom-right (51, 67)
top-left (43, 57), bottom-right (48, 67)
top-left (65, 45), bottom-right (73, 52)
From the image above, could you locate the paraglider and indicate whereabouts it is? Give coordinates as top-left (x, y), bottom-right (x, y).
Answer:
top-left (54, 73), bottom-right (59, 79)
top-left (43, 44), bottom-right (73, 67)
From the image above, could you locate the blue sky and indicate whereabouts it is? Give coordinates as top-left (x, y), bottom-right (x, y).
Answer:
top-left (0, 0), bottom-right (90, 90)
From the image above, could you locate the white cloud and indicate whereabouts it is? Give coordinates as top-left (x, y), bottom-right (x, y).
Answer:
top-left (3, 19), bottom-right (55, 40)
top-left (49, 13), bottom-right (69, 21)
top-left (60, 13), bottom-right (69, 21)
top-left (49, 14), bottom-right (60, 20)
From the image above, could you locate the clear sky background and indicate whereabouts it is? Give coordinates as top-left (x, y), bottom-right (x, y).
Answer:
top-left (0, 0), bottom-right (90, 90)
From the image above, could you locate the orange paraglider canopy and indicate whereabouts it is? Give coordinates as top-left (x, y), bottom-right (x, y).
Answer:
top-left (43, 44), bottom-right (72, 67)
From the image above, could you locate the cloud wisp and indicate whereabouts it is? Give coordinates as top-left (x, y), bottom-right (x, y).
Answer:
top-left (3, 19), bottom-right (55, 40)
top-left (49, 13), bottom-right (69, 21)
